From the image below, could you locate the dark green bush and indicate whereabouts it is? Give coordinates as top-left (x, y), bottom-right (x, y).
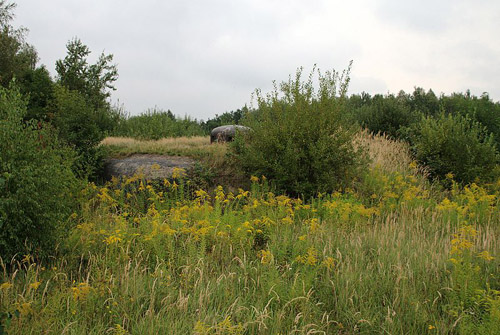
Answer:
top-left (233, 65), bottom-right (367, 198)
top-left (52, 85), bottom-right (112, 180)
top-left (0, 85), bottom-right (80, 261)
top-left (410, 113), bottom-right (499, 185)
top-left (354, 93), bottom-right (420, 139)
top-left (441, 92), bottom-right (500, 149)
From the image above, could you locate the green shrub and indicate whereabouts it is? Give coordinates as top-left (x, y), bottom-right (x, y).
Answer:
top-left (233, 65), bottom-right (367, 198)
top-left (441, 92), bottom-right (500, 149)
top-left (354, 93), bottom-right (420, 139)
top-left (0, 85), bottom-right (80, 261)
top-left (410, 113), bottom-right (499, 185)
top-left (52, 85), bottom-right (111, 180)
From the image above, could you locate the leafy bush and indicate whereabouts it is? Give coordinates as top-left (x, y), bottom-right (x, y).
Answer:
top-left (410, 113), bottom-right (499, 185)
top-left (233, 65), bottom-right (367, 198)
top-left (51, 85), bottom-right (112, 180)
top-left (0, 85), bottom-right (80, 260)
top-left (353, 93), bottom-right (420, 139)
top-left (441, 92), bottom-right (500, 149)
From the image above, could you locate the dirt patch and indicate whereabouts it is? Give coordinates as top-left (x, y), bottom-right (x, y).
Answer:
top-left (104, 154), bottom-right (197, 180)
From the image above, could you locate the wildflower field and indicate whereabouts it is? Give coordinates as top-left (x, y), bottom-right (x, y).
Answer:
top-left (1, 136), bottom-right (499, 335)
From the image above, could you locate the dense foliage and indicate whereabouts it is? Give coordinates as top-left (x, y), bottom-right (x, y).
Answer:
top-left (0, 1), bottom-right (37, 88)
top-left (347, 88), bottom-right (500, 147)
top-left (234, 65), bottom-right (367, 198)
top-left (0, 85), bottom-right (80, 261)
top-left (409, 113), bottom-right (499, 185)
top-left (53, 38), bottom-right (119, 179)
top-left (1, 1), bottom-right (500, 333)
top-left (350, 92), bottom-right (419, 139)
top-left (1, 153), bottom-right (499, 334)
top-left (113, 108), bottom-right (205, 140)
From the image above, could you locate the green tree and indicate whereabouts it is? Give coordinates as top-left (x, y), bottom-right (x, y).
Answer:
top-left (53, 38), bottom-right (119, 179)
top-left (0, 1), bottom-right (56, 123)
top-left (55, 38), bottom-right (118, 111)
top-left (234, 64), bottom-right (367, 198)
top-left (0, 84), bottom-right (80, 260)
top-left (0, 1), bottom-right (37, 87)
top-left (440, 92), bottom-right (500, 149)
top-left (18, 65), bottom-right (54, 121)
top-left (410, 113), bottom-right (499, 185)
top-left (354, 93), bottom-right (419, 139)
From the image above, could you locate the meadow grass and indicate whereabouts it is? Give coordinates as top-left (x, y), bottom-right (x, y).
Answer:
top-left (1, 135), bottom-right (499, 334)
top-left (101, 136), bottom-right (226, 160)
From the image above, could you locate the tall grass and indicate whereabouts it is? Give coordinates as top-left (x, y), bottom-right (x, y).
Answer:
top-left (101, 136), bottom-right (224, 159)
top-left (1, 135), bottom-right (499, 334)
top-left (112, 109), bottom-right (206, 140)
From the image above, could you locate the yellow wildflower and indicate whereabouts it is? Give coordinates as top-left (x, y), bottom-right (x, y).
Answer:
top-left (171, 181), bottom-right (178, 191)
top-left (16, 302), bottom-right (32, 316)
top-left (322, 257), bottom-right (336, 270)
top-left (172, 167), bottom-right (186, 179)
top-left (22, 254), bottom-right (33, 263)
top-left (259, 249), bottom-right (273, 264)
top-left (477, 250), bottom-right (494, 261)
top-left (71, 282), bottom-right (92, 301)
top-left (29, 281), bottom-right (41, 290)
top-left (103, 235), bottom-right (123, 245)
top-left (0, 282), bottom-right (13, 290)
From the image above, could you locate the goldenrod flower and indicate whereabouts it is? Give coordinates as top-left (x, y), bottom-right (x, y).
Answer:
top-left (259, 249), bottom-right (273, 264)
top-left (29, 281), bottom-right (41, 290)
top-left (477, 250), bottom-right (494, 261)
top-left (0, 282), bottom-right (13, 290)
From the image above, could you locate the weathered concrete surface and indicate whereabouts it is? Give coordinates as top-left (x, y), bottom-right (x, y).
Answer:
top-left (104, 154), bottom-right (196, 180)
top-left (210, 125), bottom-right (251, 143)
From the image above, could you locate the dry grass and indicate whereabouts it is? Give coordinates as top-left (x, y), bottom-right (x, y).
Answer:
top-left (101, 136), bottom-right (245, 188)
top-left (104, 132), bottom-right (414, 171)
top-left (101, 136), bottom-right (210, 148)
top-left (356, 130), bottom-right (414, 174)
top-left (101, 136), bottom-right (229, 168)
top-left (101, 136), bottom-right (225, 157)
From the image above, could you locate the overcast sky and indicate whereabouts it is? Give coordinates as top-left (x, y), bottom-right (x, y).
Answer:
top-left (13, 0), bottom-right (500, 120)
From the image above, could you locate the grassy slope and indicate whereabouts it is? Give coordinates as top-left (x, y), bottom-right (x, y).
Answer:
top-left (101, 136), bottom-right (226, 160)
top-left (1, 134), bottom-right (499, 334)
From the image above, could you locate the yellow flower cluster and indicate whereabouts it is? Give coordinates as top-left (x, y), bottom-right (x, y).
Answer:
top-left (71, 282), bottom-right (93, 301)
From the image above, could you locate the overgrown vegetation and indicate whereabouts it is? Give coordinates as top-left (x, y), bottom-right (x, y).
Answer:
top-left (233, 65), bottom-right (367, 198)
top-left (113, 108), bottom-right (205, 140)
top-left (2, 135), bottom-right (500, 334)
top-left (1, 1), bottom-right (500, 333)
top-left (409, 113), bottom-right (499, 185)
top-left (0, 85), bottom-right (80, 261)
